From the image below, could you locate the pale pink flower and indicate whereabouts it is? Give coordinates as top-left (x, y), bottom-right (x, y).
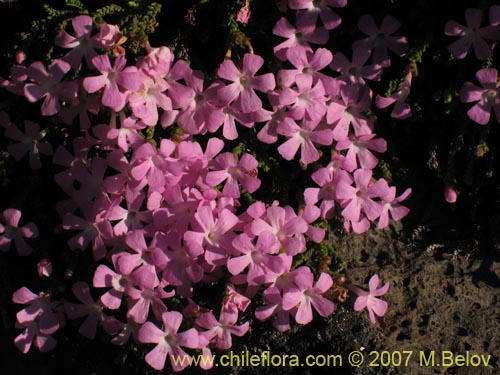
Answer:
top-left (4, 120), bottom-right (53, 169)
top-left (205, 152), bottom-right (260, 198)
top-left (282, 268), bottom-right (335, 324)
top-left (64, 282), bottom-right (121, 339)
top-left (277, 47), bottom-right (333, 88)
top-left (326, 83), bottom-right (374, 140)
top-left (375, 71), bottom-right (413, 119)
top-left (13, 287), bottom-right (64, 353)
top-left (138, 311), bottom-right (199, 371)
top-left (278, 73), bottom-right (327, 122)
top-left (0, 208), bottom-right (38, 256)
top-left (217, 53), bottom-right (276, 113)
top-left (83, 54), bottom-right (141, 111)
top-left (93, 254), bottom-right (133, 310)
top-left (335, 133), bottom-right (387, 172)
top-left (228, 231), bottom-right (282, 285)
top-left (250, 205), bottom-right (308, 256)
top-left (272, 17), bottom-right (329, 61)
top-left (24, 59), bottom-right (78, 116)
top-left (255, 286), bottom-right (292, 332)
top-left (460, 68), bottom-right (500, 125)
top-left (289, 0), bottom-right (347, 30)
top-left (303, 157), bottom-right (352, 219)
top-left (336, 169), bottom-right (388, 223)
top-left (184, 206), bottom-right (238, 266)
top-left (330, 47), bottom-right (383, 84)
top-left (444, 8), bottom-right (500, 60)
top-left (13, 287), bottom-right (64, 335)
top-left (277, 118), bottom-right (333, 165)
top-left (54, 15), bottom-right (116, 69)
top-left (377, 186), bottom-right (411, 229)
top-left (196, 310), bottom-right (249, 350)
top-left (354, 14), bottom-right (409, 67)
top-left (350, 274), bottom-right (390, 324)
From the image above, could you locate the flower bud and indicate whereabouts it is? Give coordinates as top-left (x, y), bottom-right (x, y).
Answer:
top-left (444, 186), bottom-right (457, 203)
top-left (37, 259), bottom-right (53, 278)
top-left (15, 51), bottom-right (26, 65)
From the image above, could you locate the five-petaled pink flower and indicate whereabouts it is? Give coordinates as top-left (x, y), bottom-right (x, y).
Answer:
top-left (138, 310), bottom-right (199, 371)
top-left (444, 8), bottom-right (500, 60)
top-left (217, 53), bottom-right (276, 113)
top-left (0, 208), bottom-right (38, 256)
top-left (24, 59), bottom-right (78, 116)
top-left (289, 0), bottom-right (347, 31)
top-left (83, 54), bottom-right (141, 111)
top-left (3, 120), bottom-right (53, 169)
top-left (282, 268), bottom-right (335, 325)
top-left (460, 68), bottom-right (500, 125)
top-left (354, 14), bottom-right (409, 67)
top-left (350, 274), bottom-right (390, 324)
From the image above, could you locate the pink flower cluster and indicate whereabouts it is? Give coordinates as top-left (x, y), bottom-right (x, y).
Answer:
top-left (1, 3), bottom-right (401, 371)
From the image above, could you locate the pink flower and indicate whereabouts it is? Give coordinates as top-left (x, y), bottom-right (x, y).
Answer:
top-left (460, 68), bottom-right (500, 125)
top-left (64, 282), bottom-right (121, 339)
top-left (377, 186), bottom-right (412, 229)
top-left (289, 0), bottom-right (347, 31)
top-left (196, 310), bottom-right (249, 350)
top-left (184, 206), bottom-right (238, 266)
top-left (303, 157), bottom-right (352, 219)
top-left (93, 253), bottom-right (134, 310)
top-left (128, 71), bottom-right (171, 126)
top-left (255, 286), bottom-right (291, 332)
top-left (336, 169), bottom-right (388, 224)
top-left (0, 208), bottom-right (38, 256)
top-left (12, 287), bottom-right (64, 353)
top-left (54, 15), bottom-right (113, 69)
top-left (375, 71), bottom-right (413, 119)
top-left (272, 17), bottom-right (329, 61)
top-left (277, 118), bottom-right (333, 165)
top-left (4, 120), bottom-right (53, 169)
top-left (83, 54), bottom-right (141, 111)
top-left (326, 83), bottom-right (374, 140)
top-left (250, 205), bottom-right (308, 256)
top-left (336, 133), bottom-right (387, 172)
top-left (138, 311), bottom-right (199, 371)
top-left (277, 47), bottom-right (333, 88)
top-left (278, 73), bottom-right (327, 122)
top-left (206, 152), bottom-right (261, 198)
top-left (24, 59), bottom-right (78, 116)
top-left (170, 71), bottom-right (224, 135)
top-left (160, 231), bottom-right (204, 298)
top-left (350, 274), bottom-right (390, 324)
top-left (228, 231), bottom-right (282, 286)
top-left (329, 47), bottom-right (383, 84)
top-left (217, 53), bottom-right (276, 113)
top-left (282, 268), bottom-right (335, 324)
top-left (1, 64), bottom-right (28, 96)
top-left (444, 8), bottom-right (500, 60)
top-left (126, 281), bottom-right (174, 325)
top-left (354, 14), bottom-right (409, 67)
